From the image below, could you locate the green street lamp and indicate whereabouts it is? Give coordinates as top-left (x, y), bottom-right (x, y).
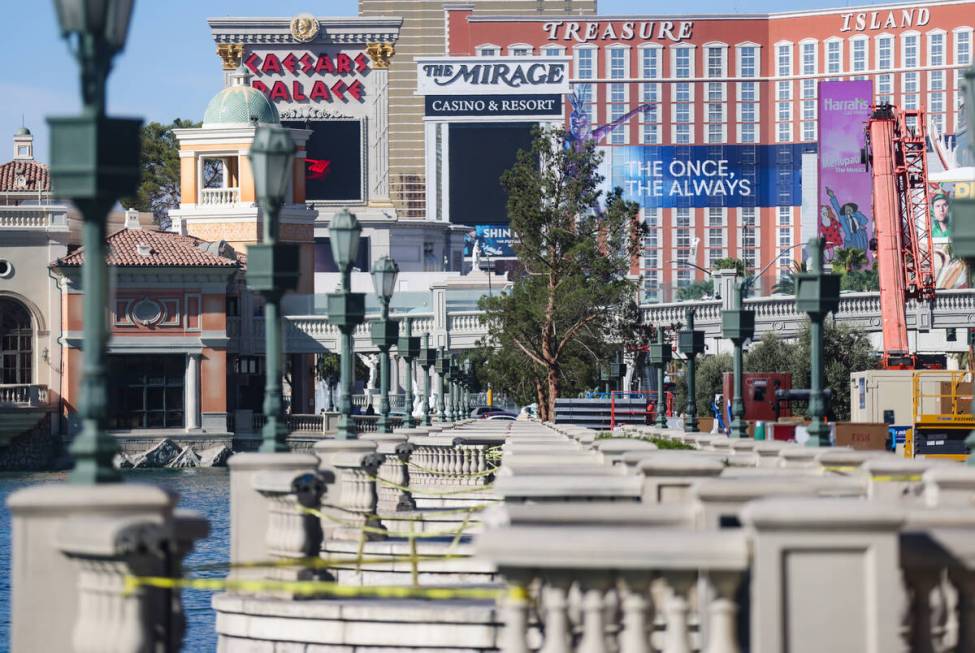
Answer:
top-left (462, 359), bottom-right (474, 418)
top-left (447, 354), bottom-right (460, 422)
top-left (371, 256), bottom-right (400, 434)
top-left (397, 318), bottom-right (421, 429)
top-left (246, 126), bottom-right (299, 453)
top-left (648, 327), bottom-right (672, 428)
top-left (721, 280), bottom-right (755, 438)
top-left (951, 65), bottom-right (975, 463)
top-left (51, 0), bottom-right (140, 484)
top-left (435, 347), bottom-right (451, 422)
top-left (678, 308), bottom-right (706, 432)
top-left (417, 334), bottom-right (437, 426)
top-left (796, 238), bottom-right (841, 447)
top-left (327, 210), bottom-right (366, 440)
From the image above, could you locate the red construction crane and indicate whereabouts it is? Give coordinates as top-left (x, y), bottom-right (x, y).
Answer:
top-left (864, 105), bottom-right (940, 369)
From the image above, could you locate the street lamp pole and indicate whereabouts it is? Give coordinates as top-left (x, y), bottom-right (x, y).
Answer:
top-left (327, 210), bottom-right (366, 440)
top-left (398, 318), bottom-right (421, 429)
top-left (418, 334), bottom-right (436, 426)
top-left (51, 0), bottom-right (139, 484)
top-left (648, 326), bottom-right (672, 428)
top-left (678, 308), bottom-right (706, 432)
top-left (795, 237), bottom-right (841, 447)
top-left (435, 347), bottom-right (450, 422)
top-left (721, 281), bottom-right (755, 439)
top-left (247, 127), bottom-right (299, 453)
top-left (371, 257), bottom-right (400, 434)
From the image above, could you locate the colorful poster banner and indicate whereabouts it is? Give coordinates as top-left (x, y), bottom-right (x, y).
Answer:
top-left (604, 144), bottom-right (807, 209)
top-left (463, 224), bottom-right (518, 258)
top-left (817, 80), bottom-right (874, 264)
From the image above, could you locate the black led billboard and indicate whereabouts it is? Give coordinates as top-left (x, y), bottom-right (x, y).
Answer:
top-left (448, 123), bottom-right (534, 226)
top-left (282, 119), bottom-right (362, 202)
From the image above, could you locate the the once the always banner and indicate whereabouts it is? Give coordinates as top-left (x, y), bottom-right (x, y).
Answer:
top-left (602, 144), bottom-right (807, 209)
top-left (817, 80), bottom-right (874, 264)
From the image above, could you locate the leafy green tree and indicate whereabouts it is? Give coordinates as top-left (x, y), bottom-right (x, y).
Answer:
top-left (478, 126), bottom-right (641, 421)
top-left (745, 333), bottom-right (798, 373)
top-left (772, 261), bottom-right (807, 296)
top-left (121, 119), bottom-right (204, 227)
top-left (693, 353), bottom-right (733, 418)
top-left (839, 267), bottom-right (880, 292)
top-left (791, 322), bottom-right (876, 421)
top-left (713, 257), bottom-right (746, 275)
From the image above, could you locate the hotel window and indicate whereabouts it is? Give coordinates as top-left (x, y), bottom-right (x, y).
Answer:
top-left (740, 208), bottom-right (758, 271)
top-left (477, 45), bottom-right (498, 56)
top-left (777, 207), bottom-right (793, 277)
top-left (930, 31), bottom-right (945, 66)
top-left (642, 209), bottom-right (660, 302)
top-left (640, 47), bottom-right (661, 144)
top-left (776, 44), bottom-right (793, 144)
top-left (608, 47), bottom-right (628, 145)
top-left (955, 30), bottom-right (972, 125)
top-left (825, 40), bottom-right (842, 78)
top-left (876, 35), bottom-right (894, 104)
top-left (675, 208), bottom-right (692, 288)
top-left (850, 38), bottom-right (867, 79)
top-left (707, 46), bottom-right (725, 77)
top-left (801, 42), bottom-right (817, 143)
top-left (706, 208), bottom-right (725, 267)
top-left (509, 44), bottom-right (532, 56)
top-left (574, 47), bottom-right (597, 125)
top-left (902, 33), bottom-right (920, 110)
top-left (544, 46), bottom-right (564, 57)
top-left (706, 82), bottom-right (725, 143)
top-left (929, 32), bottom-right (947, 133)
top-left (673, 47), bottom-right (694, 144)
top-left (737, 45), bottom-right (759, 144)
top-left (878, 74), bottom-right (893, 105)
top-left (903, 71), bottom-right (919, 110)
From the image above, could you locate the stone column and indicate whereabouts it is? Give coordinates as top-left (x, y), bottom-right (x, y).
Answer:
top-left (365, 43), bottom-right (394, 207)
top-left (185, 353), bottom-right (201, 431)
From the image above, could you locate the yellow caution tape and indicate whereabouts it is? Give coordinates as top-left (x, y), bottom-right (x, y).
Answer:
top-left (303, 506), bottom-right (479, 540)
top-left (372, 474), bottom-right (496, 497)
top-left (823, 465), bottom-right (861, 474)
top-left (871, 474), bottom-right (923, 482)
top-left (183, 552), bottom-right (469, 574)
top-left (123, 575), bottom-right (504, 601)
top-left (407, 460), bottom-right (499, 478)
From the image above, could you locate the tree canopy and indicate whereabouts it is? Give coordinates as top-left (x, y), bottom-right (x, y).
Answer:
top-left (121, 119), bottom-right (200, 228)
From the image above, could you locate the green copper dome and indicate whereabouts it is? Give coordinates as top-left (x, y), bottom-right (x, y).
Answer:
top-left (202, 67), bottom-right (279, 127)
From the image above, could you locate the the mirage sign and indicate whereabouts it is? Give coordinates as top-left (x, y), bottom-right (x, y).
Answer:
top-left (416, 57), bottom-right (571, 96)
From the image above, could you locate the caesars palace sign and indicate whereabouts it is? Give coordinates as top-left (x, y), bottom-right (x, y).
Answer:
top-left (244, 49), bottom-right (371, 103)
top-left (540, 6), bottom-right (932, 43)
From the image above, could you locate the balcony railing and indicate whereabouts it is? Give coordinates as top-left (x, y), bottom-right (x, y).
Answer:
top-left (0, 384), bottom-right (48, 407)
top-left (199, 188), bottom-right (240, 206)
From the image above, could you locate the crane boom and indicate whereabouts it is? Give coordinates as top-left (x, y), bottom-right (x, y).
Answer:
top-left (865, 105), bottom-right (937, 368)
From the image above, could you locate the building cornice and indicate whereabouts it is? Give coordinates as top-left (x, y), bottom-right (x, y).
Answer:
top-left (208, 17), bottom-right (402, 45)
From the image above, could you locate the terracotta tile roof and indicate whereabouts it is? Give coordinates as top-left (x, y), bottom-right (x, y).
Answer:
top-left (0, 160), bottom-right (49, 193)
top-left (56, 229), bottom-right (240, 268)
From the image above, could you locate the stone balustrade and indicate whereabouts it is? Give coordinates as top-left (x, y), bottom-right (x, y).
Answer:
top-left (0, 383), bottom-right (48, 406)
top-left (199, 187), bottom-right (240, 205)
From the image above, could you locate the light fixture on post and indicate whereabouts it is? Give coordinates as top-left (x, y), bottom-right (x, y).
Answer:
top-left (245, 125), bottom-right (298, 453)
top-left (51, 0), bottom-right (140, 484)
top-left (648, 327), bottom-right (671, 429)
top-left (721, 280), bottom-right (755, 439)
top-left (435, 347), bottom-right (451, 422)
top-left (371, 256), bottom-right (400, 433)
top-left (326, 209), bottom-right (366, 439)
top-left (397, 318), bottom-right (421, 429)
top-left (417, 334), bottom-right (437, 426)
top-left (678, 308), bottom-right (706, 432)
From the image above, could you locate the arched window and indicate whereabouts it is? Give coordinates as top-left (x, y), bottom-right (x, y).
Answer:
top-left (0, 298), bottom-right (32, 384)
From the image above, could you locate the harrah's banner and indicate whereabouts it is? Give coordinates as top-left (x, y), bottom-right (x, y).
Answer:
top-left (817, 80), bottom-right (874, 263)
top-left (416, 57), bottom-right (571, 96)
top-left (603, 144), bottom-right (806, 209)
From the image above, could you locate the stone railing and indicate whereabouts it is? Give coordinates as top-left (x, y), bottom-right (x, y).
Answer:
top-left (287, 413), bottom-right (325, 433)
top-left (199, 187), bottom-right (240, 205)
top-left (0, 384), bottom-right (48, 407)
top-left (0, 205), bottom-right (68, 231)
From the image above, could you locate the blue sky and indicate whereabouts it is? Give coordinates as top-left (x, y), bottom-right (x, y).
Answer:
top-left (3, 0), bottom-right (890, 162)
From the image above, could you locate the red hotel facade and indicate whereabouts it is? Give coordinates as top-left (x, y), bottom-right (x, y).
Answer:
top-left (445, 1), bottom-right (974, 299)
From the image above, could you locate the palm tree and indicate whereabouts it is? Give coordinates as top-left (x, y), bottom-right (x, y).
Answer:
top-left (772, 260), bottom-right (807, 295)
top-left (831, 247), bottom-right (867, 273)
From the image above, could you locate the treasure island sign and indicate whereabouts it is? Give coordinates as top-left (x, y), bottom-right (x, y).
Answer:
top-left (244, 50), bottom-right (370, 103)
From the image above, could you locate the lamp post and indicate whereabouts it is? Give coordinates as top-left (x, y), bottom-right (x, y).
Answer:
top-left (327, 210), bottom-right (366, 440)
top-left (398, 318), bottom-right (421, 429)
top-left (435, 347), bottom-right (451, 422)
top-left (418, 334), bottom-right (436, 426)
top-left (678, 308), bottom-right (706, 432)
top-left (721, 280), bottom-right (755, 438)
top-left (51, 0), bottom-right (139, 484)
top-left (648, 326), bottom-right (672, 428)
top-left (246, 126), bottom-right (299, 453)
top-left (795, 238), bottom-right (840, 447)
top-left (371, 256), bottom-right (400, 434)
top-left (448, 354), bottom-right (460, 421)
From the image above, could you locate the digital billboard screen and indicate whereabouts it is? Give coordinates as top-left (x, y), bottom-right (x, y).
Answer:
top-left (602, 143), bottom-right (808, 209)
top-left (448, 122), bottom-right (535, 225)
top-left (282, 119), bottom-right (362, 202)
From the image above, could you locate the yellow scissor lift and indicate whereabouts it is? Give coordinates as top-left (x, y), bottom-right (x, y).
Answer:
top-left (910, 371), bottom-right (975, 461)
